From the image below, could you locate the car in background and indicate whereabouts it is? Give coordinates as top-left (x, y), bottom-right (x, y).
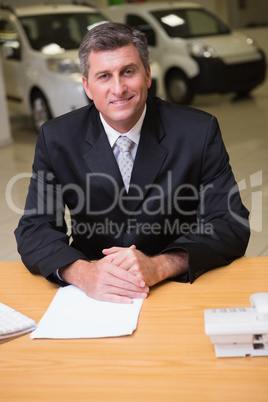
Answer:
top-left (102, 1), bottom-right (266, 104)
top-left (0, 3), bottom-right (164, 132)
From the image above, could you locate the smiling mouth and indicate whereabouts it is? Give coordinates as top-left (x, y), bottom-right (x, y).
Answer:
top-left (111, 96), bottom-right (134, 105)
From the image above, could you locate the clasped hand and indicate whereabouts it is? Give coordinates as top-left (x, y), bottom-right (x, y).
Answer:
top-left (60, 245), bottom-right (187, 304)
top-left (85, 245), bottom-right (159, 304)
top-left (60, 245), bottom-right (162, 304)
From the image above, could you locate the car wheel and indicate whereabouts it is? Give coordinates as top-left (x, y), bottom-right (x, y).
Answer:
top-left (166, 70), bottom-right (194, 104)
top-left (31, 91), bottom-right (52, 132)
top-left (236, 89), bottom-right (252, 98)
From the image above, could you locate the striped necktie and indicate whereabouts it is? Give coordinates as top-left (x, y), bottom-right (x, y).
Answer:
top-left (116, 136), bottom-right (134, 192)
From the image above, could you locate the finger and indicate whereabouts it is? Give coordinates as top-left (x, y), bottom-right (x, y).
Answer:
top-left (102, 245), bottom-right (136, 256)
top-left (129, 263), bottom-right (142, 275)
top-left (100, 252), bottom-right (133, 272)
top-left (102, 246), bottom-right (137, 268)
top-left (94, 260), bottom-right (147, 290)
top-left (107, 285), bottom-right (149, 300)
top-left (109, 248), bottom-right (138, 269)
top-left (98, 290), bottom-right (148, 304)
top-left (103, 266), bottom-right (149, 292)
top-left (103, 295), bottom-right (134, 304)
top-left (107, 262), bottom-right (145, 287)
top-left (102, 246), bottom-right (123, 256)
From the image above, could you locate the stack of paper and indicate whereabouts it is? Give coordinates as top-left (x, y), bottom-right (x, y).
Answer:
top-left (31, 285), bottom-right (143, 339)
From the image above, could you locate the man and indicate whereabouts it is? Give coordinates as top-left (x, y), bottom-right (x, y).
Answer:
top-left (15, 22), bottom-right (250, 303)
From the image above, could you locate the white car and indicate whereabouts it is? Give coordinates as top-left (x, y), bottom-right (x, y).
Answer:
top-left (102, 1), bottom-right (266, 104)
top-left (0, 3), bottom-right (163, 132)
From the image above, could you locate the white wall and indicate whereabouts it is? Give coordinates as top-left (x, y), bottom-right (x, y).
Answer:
top-left (0, 55), bottom-right (12, 148)
top-left (227, 0), bottom-right (268, 28)
top-left (4, 0), bottom-right (108, 7)
top-left (167, 0), bottom-right (268, 28)
top-left (5, 0), bottom-right (268, 29)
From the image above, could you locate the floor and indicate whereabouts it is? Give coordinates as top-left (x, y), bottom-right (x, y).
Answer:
top-left (0, 78), bottom-right (267, 261)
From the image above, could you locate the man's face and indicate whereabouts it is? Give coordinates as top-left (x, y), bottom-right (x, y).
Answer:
top-left (82, 44), bottom-right (151, 133)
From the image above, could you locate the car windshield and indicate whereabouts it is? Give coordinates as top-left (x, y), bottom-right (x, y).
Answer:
top-left (151, 8), bottom-right (230, 38)
top-left (19, 12), bottom-right (107, 50)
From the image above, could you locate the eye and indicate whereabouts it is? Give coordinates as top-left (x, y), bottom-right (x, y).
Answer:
top-left (98, 73), bottom-right (109, 81)
top-left (124, 68), bottom-right (135, 76)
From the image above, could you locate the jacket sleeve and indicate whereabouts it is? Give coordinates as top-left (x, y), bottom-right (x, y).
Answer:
top-left (161, 115), bottom-right (250, 283)
top-left (14, 125), bottom-right (88, 285)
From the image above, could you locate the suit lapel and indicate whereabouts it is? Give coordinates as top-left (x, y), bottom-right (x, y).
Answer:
top-left (127, 98), bottom-right (168, 212)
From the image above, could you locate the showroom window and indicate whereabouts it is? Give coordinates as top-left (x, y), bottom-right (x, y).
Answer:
top-left (19, 12), bottom-right (106, 51)
top-left (126, 14), bottom-right (156, 46)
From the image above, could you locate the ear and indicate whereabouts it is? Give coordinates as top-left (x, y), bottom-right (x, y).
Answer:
top-left (82, 76), bottom-right (93, 100)
top-left (146, 65), bottom-right (152, 90)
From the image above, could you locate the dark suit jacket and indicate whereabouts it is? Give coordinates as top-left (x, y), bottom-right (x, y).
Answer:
top-left (15, 97), bottom-right (250, 284)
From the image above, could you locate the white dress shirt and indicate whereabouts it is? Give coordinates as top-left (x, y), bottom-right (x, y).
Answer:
top-left (99, 105), bottom-right (146, 163)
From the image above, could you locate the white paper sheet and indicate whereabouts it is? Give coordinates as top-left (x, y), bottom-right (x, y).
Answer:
top-left (30, 285), bottom-right (143, 339)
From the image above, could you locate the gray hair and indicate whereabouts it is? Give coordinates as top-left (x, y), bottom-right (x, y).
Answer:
top-left (79, 22), bottom-right (149, 80)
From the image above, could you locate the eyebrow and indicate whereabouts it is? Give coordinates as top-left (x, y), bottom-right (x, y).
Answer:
top-left (94, 63), bottom-right (140, 78)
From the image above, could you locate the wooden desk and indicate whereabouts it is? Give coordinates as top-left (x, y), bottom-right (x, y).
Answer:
top-left (0, 258), bottom-right (267, 401)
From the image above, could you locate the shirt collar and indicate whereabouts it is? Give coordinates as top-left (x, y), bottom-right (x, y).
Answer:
top-left (100, 105), bottom-right (146, 148)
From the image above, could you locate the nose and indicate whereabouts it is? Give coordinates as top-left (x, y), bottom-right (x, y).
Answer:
top-left (111, 75), bottom-right (127, 97)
